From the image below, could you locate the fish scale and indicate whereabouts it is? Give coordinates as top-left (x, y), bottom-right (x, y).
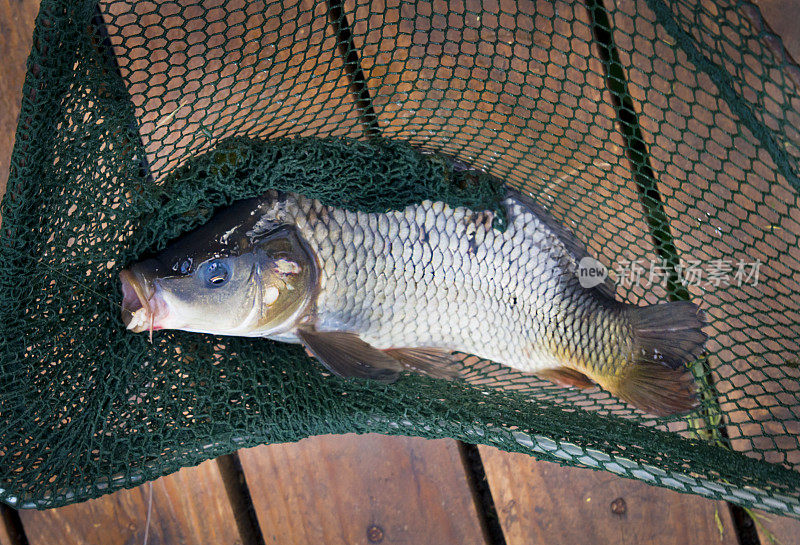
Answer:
top-left (269, 192), bottom-right (600, 373)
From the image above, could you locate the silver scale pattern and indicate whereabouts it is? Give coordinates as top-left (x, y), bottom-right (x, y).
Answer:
top-left (256, 192), bottom-right (624, 375)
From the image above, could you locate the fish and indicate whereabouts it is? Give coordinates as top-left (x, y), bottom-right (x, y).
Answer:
top-left (120, 188), bottom-right (706, 416)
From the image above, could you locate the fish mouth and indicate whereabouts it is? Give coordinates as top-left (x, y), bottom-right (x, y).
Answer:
top-left (120, 268), bottom-right (155, 333)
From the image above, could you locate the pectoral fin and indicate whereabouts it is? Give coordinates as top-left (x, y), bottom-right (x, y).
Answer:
top-left (297, 328), bottom-right (402, 383)
top-left (384, 348), bottom-right (460, 380)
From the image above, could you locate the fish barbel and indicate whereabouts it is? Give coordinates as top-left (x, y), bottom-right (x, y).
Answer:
top-left (120, 188), bottom-right (706, 415)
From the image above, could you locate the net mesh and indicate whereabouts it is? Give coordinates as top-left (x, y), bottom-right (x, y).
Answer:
top-left (2, 0), bottom-right (800, 514)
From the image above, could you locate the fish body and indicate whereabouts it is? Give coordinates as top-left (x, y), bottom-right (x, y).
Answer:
top-left (262, 193), bottom-right (612, 371)
top-left (121, 189), bottom-right (706, 415)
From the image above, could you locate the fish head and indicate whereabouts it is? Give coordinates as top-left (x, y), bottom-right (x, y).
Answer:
top-left (120, 195), bottom-right (317, 337)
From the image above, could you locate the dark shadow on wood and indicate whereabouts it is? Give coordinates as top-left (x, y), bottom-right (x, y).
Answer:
top-left (728, 504), bottom-right (761, 545)
top-left (326, 0), bottom-right (381, 138)
top-left (586, 0), bottom-right (686, 300)
top-left (1, 504), bottom-right (29, 545)
top-left (216, 454), bottom-right (267, 545)
top-left (458, 442), bottom-right (508, 545)
top-left (92, 3), bottom-right (155, 185)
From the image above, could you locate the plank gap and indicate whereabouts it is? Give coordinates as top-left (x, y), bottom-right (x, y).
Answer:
top-left (326, 0), bottom-right (381, 138)
top-left (0, 504), bottom-right (29, 545)
top-left (728, 504), bottom-right (762, 545)
top-left (92, 3), bottom-right (154, 184)
top-left (586, 0), bottom-right (687, 299)
top-left (458, 442), bottom-right (508, 545)
top-left (216, 453), bottom-right (267, 545)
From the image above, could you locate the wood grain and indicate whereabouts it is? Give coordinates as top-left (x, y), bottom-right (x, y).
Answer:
top-left (0, 0), bottom-right (41, 200)
top-left (479, 445), bottom-right (739, 545)
top-left (18, 460), bottom-right (241, 545)
top-left (755, 507), bottom-right (800, 545)
top-left (347, 0), bottom-right (622, 191)
top-left (239, 434), bottom-right (488, 545)
top-left (98, 0), bottom-right (365, 181)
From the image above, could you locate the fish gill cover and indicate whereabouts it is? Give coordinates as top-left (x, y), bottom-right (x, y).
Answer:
top-left (1, 0), bottom-right (800, 515)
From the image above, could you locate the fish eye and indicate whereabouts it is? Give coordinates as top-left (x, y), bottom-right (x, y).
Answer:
top-left (203, 260), bottom-right (230, 287)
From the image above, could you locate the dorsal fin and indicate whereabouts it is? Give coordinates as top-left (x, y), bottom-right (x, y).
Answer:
top-left (506, 187), bottom-right (617, 299)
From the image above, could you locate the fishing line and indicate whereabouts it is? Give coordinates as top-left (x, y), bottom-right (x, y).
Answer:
top-left (31, 255), bottom-right (163, 342)
top-left (142, 480), bottom-right (153, 545)
top-left (33, 255), bottom-right (125, 311)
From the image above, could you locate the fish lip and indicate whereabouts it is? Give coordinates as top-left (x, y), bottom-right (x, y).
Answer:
top-left (120, 269), bottom-right (153, 332)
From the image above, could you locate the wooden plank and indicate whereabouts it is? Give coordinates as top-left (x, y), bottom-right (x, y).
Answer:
top-left (749, 6), bottom-right (800, 501)
top-left (479, 445), bottom-right (739, 545)
top-left (608, 0), bottom-right (800, 470)
top-left (18, 459), bottom-right (241, 545)
top-left (238, 434), bottom-right (488, 545)
top-left (98, 0), bottom-right (365, 181)
top-left (754, 508), bottom-right (800, 545)
top-left (756, 0), bottom-right (800, 63)
top-left (742, 0), bottom-right (800, 469)
top-left (347, 0), bottom-right (623, 191)
top-left (0, 0), bottom-right (41, 199)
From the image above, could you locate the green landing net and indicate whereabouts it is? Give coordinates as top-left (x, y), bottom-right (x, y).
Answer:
top-left (2, 0), bottom-right (800, 515)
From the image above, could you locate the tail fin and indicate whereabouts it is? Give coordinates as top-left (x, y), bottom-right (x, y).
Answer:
top-left (607, 301), bottom-right (707, 416)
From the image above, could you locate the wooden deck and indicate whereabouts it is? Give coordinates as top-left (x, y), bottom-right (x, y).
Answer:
top-left (1, 436), bottom-right (741, 545)
top-left (2, 1), bottom-right (800, 544)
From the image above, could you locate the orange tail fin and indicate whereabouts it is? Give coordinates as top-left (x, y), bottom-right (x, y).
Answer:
top-left (603, 301), bottom-right (707, 416)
